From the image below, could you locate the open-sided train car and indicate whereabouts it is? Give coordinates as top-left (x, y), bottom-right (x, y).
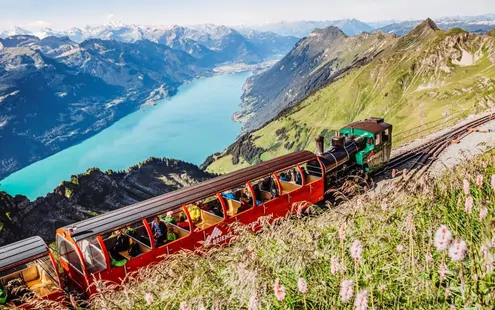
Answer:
top-left (0, 237), bottom-right (64, 308)
top-left (55, 151), bottom-right (326, 295)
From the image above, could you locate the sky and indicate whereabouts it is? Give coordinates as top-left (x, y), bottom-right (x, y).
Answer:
top-left (0, 0), bottom-right (494, 30)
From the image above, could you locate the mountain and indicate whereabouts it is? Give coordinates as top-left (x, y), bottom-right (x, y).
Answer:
top-left (0, 157), bottom-right (214, 245)
top-left (379, 14), bottom-right (495, 36)
top-left (6, 23), bottom-right (300, 65)
top-left (205, 19), bottom-right (495, 173)
top-left (235, 27), bottom-right (396, 131)
top-left (240, 19), bottom-right (375, 37)
top-left (0, 36), bottom-right (207, 180)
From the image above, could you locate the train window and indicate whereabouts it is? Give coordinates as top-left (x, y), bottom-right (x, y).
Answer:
top-left (103, 220), bottom-right (151, 264)
top-left (299, 162), bottom-right (323, 184)
top-left (77, 236), bottom-right (107, 274)
top-left (251, 176), bottom-right (277, 204)
top-left (375, 134), bottom-right (382, 145)
top-left (382, 129), bottom-right (390, 142)
top-left (185, 195), bottom-right (223, 231)
top-left (367, 138), bottom-right (373, 145)
top-left (57, 235), bottom-right (83, 274)
top-left (221, 184), bottom-right (253, 217)
top-left (276, 166), bottom-right (302, 194)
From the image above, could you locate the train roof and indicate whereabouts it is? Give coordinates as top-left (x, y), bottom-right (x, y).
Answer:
top-left (0, 236), bottom-right (49, 271)
top-left (342, 117), bottom-right (392, 135)
top-left (64, 150), bottom-right (317, 242)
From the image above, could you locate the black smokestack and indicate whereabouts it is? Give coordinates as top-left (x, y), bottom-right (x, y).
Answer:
top-left (315, 136), bottom-right (324, 156)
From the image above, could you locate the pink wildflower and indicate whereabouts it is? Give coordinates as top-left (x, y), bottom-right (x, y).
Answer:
top-left (379, 285), bottom-right (386, 293)
top-left (448, 239), bottom-right (468, 261)
top-left (396, 244), bottom-right (404, 252)
top-left (491, 175), bottom-right (495, 191)
top-left (476, 174), bottom-right (483, 187)
top-left (425, 252), bottom-right (433, 263)
top-left (298, 278), bottom-right (308, 294)
top-left (248, 291), bottom-right (258, 310)
top-left (354, 290), bottom-right (369, 310)
top-left (406, 215), bottom-right (415, 232)
top-left (339, 222), bottom-right (347, 241)
top-left (381, 202), bottom-right (388, 211)
top-left (180, 301), bottom-right (188, 310)
top-left (391, 168), bottom-right (397, 178)
top-left (463, 179), bottom-right (470, 195)
top-left (403, 169), bottom-right (407, 177)
top-left (464, 196), bottom-right (473, 214)
top-left (331, 256), bottom-right (339, 275)
top-left (439, 263), bottom-right (448, 283)
top-left (339, 279), bottom-right (354, 303)
top-left (350, 240), bottom-right (363, 260)
top-left (199, 305), bottom-right (206, 310)
top-left (144, 292), bottom-right (154, 305)
top-left (434, 225), bottom-right (453, 251)
top-left (480, 207), bottom-right (488, 221)
top-left (363, 186), bottom-right (368, 192)
top-left (450, 305), bottom-right (455, 310)
top-left (273, 278), bottom-right (286, 301)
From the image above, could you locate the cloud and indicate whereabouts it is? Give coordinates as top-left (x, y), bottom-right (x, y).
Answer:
top-left (27, 20), bottom-right (51, 28)
top-left (107, 13), bottom-right (115, 20)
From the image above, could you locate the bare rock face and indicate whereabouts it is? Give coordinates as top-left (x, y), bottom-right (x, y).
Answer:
top-left (0, 157), bottom-right (215, 246)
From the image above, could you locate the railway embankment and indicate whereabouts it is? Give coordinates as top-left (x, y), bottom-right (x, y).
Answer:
top-left (85, 149), bottom-right (495, 309)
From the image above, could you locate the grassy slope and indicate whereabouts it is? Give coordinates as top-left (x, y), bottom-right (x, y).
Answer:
top-left (88, 149), bottom-right (495, 310)
top-left (207, 29), bottom-right (495, 174)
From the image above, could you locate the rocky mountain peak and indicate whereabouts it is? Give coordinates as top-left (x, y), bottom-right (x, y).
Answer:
top-left (309, 26), bottom-right (347, 41)
top-left (395, 18), bottom-right (439, 50)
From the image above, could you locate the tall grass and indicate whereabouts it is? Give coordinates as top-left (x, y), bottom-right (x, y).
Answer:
top-left (83, 152), bottom-right (495, 310)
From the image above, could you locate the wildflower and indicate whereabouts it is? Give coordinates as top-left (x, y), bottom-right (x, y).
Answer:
top-left (199, 305), bottom-right (206, 310)
top-left (354, 290), bottom-right (368, 310)
top-left (273, 278), bottom-right (286, 301)
top-left (476, 174), bottom-right (483, 187)
top-left (364, 274), bottom-right (372, 281)
top-left (248, 291), bottom-right (258, 310)
top-left (434, 225), bottom-right (453, 251)
top-left (396, 244), bottom-right (404, 252)
top-left (339, 222), bottom-right (347, 241)
top-left (480, 207), bottom-right (488, 221)
top-left (379, 285), bottom-right (386, 293)
top-left (381, 202), bottom-right (388, 211)
top-left (339, 279), bottom-right (354, 303)
top-left (350, 240), bottom-right (363, 260)
top-left (403, 169), bottom-right (407, 177)
top-left (448, 239), bottom-right (467, 261)
top-left (363, 186), bottom-right (368, 192)
top-left (439, 263), bottom-right (448, 283)
top-left (464, 196), bottom-right (473, 214)
top-left (491, 174), bottom-right (495, 191)
top-left (144, 292), bottom-right (154, 305)
top-left (463, 179), bottom-right (470, 195)
top-left (406, 215), bottom-right (415, 232)
top-left (391, 168), bottom-right (397, 178)
top-left (425, 252), bottom-right (433, 263)
top-left (298, 278), bottom-right (308, 294)
top-left (331, 256), bottom-right (339, 275)
top-left (180, 301), bottom-right (188, 310)
top-left (450, 305), bottom-right (455, 310)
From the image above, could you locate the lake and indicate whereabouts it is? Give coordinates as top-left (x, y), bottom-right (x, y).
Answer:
top-left (0, 72), bottom-right (250, 200)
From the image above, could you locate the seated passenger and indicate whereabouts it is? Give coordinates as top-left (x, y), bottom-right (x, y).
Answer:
top-left (289, 169), bottom-right (298, 184)
top-left (164, 211), bottom-right (176, 225)
top-left (167, 227), bottom-right (177, 242)
top-left (177, 214), bottom-right (190, 230)
top-left (125, 226), bottom-right (136, 236)
top-left (110, 229), bottom-right (130, 258)
top-left (252, 183), bottom-right (263, 205)
top-left (151, 216), bottom-right (167, 246)
top-left (280, 173), bottom-right (289, 182)
top-left (188, 204), bottom-right (201, 224)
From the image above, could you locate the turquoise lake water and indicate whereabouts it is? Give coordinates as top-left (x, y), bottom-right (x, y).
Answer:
top-left (0, 72), bottom-right (250, 200)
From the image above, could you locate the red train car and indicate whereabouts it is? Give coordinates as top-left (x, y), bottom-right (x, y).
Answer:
top-left (55, 150), bottom-right (325, 295)
top-left (0, 236), bottom-right (65, 308)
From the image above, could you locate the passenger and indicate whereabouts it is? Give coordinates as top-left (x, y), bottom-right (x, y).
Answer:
top-left (177, 214), bottom-right (190, 230)
top-left (110, 229), bottom-right (130, 259)
top-left (125, 226), bottom-right (136, 236)
top-left (239, 188), bottom-right (252, 212)
top-left (279, 173), bottom-right (289, 182)
top-left (296, 170), bottom-right (302, 185)
top-left (289, 169), bottom-right (298, 184)
top-left (188, 204), bottom-right (201, 224)
top-left (167, 227), bottom-right (177, 242)
top-left (164, 211), bottom-right (176, 225)
top-left (151, 216), bottom-right (167, 246)
top-left (252, 183), bottom-right (263, 205)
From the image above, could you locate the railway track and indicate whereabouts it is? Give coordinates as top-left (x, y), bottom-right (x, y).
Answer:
top-left (372, 113), bottom-right (495, 185)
